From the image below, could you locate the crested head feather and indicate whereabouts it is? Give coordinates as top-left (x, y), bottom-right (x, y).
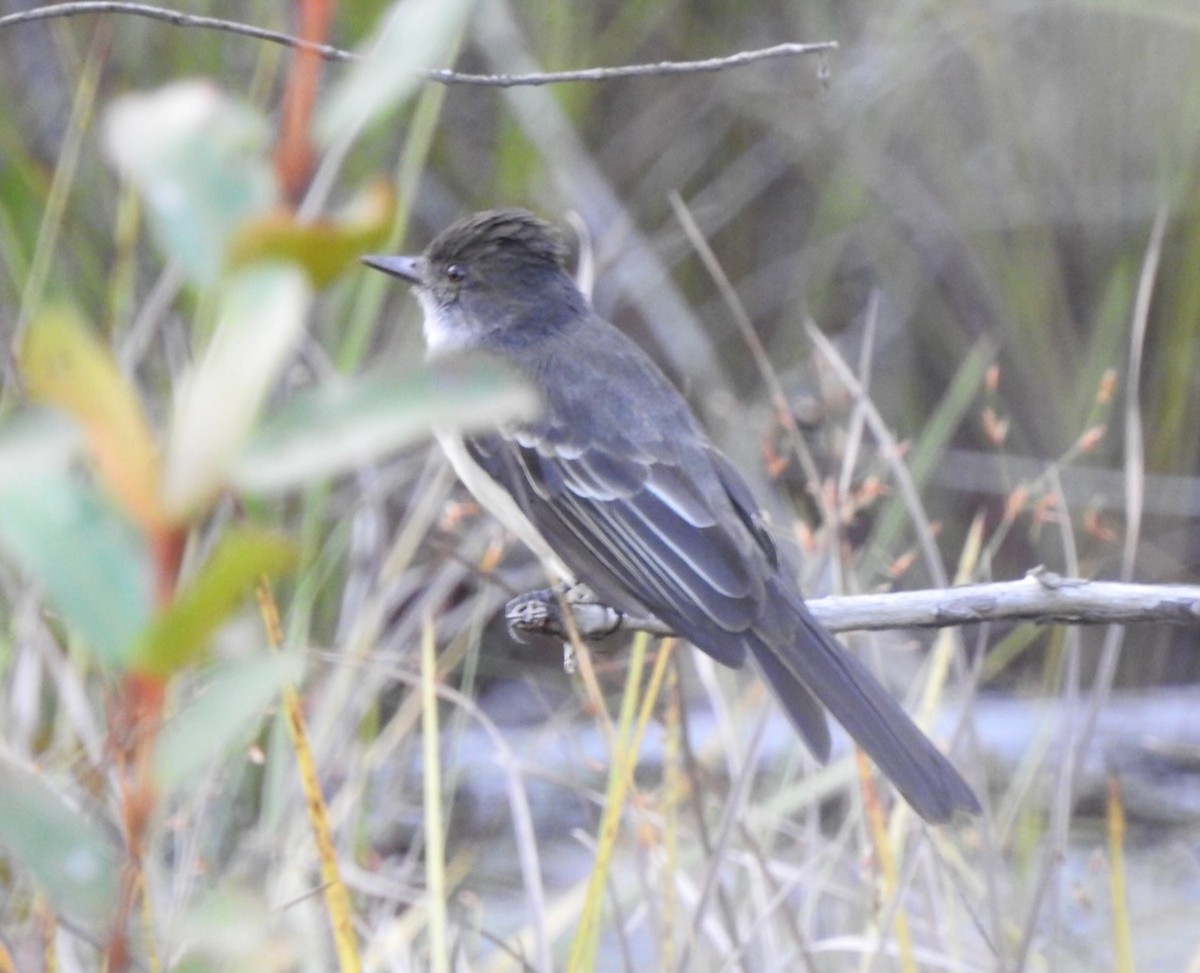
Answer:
top-left (426, 209), bottom-right (569, 273)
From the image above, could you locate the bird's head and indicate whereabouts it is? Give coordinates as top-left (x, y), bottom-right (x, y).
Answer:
top-left (363, 209), bottom-right (585, 355)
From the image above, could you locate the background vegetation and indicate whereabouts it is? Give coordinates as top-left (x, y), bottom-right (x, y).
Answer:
top-left (0, 1), bottom-right (1198, 970)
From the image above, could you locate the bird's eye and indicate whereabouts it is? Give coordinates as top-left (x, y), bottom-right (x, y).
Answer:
top-left (445, 264), bottom-right (466, 283)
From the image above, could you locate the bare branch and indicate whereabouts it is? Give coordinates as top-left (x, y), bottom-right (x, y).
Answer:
top-left (423, 42), bottom-right (838, 87)
top-left (0, 2), bottom-right (355, 61)
top-left (0, 4), bottom-right (836, 86)
top-left (506, 571), bottom-right (1200, 642)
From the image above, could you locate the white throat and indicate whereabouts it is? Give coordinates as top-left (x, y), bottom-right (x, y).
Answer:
top-left (418, 292), bottom-right (474, 356)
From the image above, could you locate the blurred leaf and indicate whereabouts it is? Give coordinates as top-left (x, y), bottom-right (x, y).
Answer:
top-left (167, 887), bottom-right (305, 973)
top-left (0, 754), bottom-right (121, 928)
top-left (161, 265), bottom-right (312, 521)
top-left (229, 181), bottom-right (396, 288)
top-left (103, 81), bottom-right (277, 286)
top-left (18, 306), bottom-right (163, 529)
top-left (0, 473), bottom-right (150, 668)
top-left (865, 339), bottom-right (994, 570)
top-left (0, 408), bottom-right (81, 490)
top-left (317, 0), bottom-right (476, 145)
top-left (130, 528), bottom-right (296, 676)
top-left (0, 132), bottom-right (45, 291)
top-left (231, 355), bottom-right (540, 495)
top-left (155, 651), bottom-right (303, 794)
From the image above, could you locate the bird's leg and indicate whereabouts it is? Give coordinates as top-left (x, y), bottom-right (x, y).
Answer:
top-left (504, 582), bottom-right (673, 670)
top-left (505, 582), bottom-right (625, 645)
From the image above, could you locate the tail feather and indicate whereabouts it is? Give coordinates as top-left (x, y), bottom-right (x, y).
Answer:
top-left (749, 646), bottom-right (831, 761)
top-left (751, 586), bottom-right (980, 823)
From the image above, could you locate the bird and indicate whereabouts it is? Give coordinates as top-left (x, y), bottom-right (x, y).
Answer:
top-left (362, 209), bottom-right (980, 822)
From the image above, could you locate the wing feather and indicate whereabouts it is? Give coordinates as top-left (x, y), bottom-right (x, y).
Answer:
top-left (465, 428), bottom-right (766, 663)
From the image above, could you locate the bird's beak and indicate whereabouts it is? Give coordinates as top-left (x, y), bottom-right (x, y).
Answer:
top-left (361, 254), bottom-right (424, 285)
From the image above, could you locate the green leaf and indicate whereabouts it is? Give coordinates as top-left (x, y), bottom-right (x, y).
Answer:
top-left (229, 180), bottom-right (396, 289)
top-left (0, 408), bottom-right (81, 491)
top-left (0, 473), bottom-right (150, 667)
top-left (103, 81), bottom-right (277, 286)
top-left (231, 355), bottom-right (540, 495)
top-left (155, 652), bottom-right (304, 795)
top-left (317, 0), bottom-right (476, 145)
top-left (0, 754), bottom-right (121, 928)
top-left (19, 305), bottom-right (164, 529)
top-left (160, 265), bottom-right (312, 520)
top-left (129, 528), bottom-right (296, 676)
top-left (165, 887), bottom-right (306, 973)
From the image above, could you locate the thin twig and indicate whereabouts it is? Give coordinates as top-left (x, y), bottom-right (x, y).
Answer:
top-left (806, 321), bottom-right (950, 587)
top-left (1032, 206), bottom-right (1165, 970)
top-left (505, 572), bottom-right (1200, 642)
top-left (0, 2), bottom-right (355, 61)
top-left (836, 288), bottom-right (879, 504)
top-left (320, 654), bottom-right (552, 973)
top-left (423, 42), bottom-right (838, 86)
top-left (668, 192), bottom-right (828, 504)
top-left (0, 4), bottom-right (836, 85)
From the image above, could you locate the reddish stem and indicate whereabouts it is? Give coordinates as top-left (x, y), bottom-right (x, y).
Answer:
top-left (104, 524), bottom-right (183, 969)
top-left (273, 0), bottom-right (335, 205)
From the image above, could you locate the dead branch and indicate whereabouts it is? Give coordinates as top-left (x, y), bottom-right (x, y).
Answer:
top-left (0, 4), bottom-right (836, 85)
top-left (505, 569), bottom-right (1200, 642)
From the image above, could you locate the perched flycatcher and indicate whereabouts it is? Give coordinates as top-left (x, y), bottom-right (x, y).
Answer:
top-left (363, 209), bottom-right (979, 822)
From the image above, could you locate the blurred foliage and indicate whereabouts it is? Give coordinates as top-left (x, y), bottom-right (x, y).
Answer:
top-left (0, 0), bottom-right (1198, 970)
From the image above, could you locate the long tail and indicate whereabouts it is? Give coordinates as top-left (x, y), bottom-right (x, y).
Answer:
top-left (750, 583), bottom-right (980, 823)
